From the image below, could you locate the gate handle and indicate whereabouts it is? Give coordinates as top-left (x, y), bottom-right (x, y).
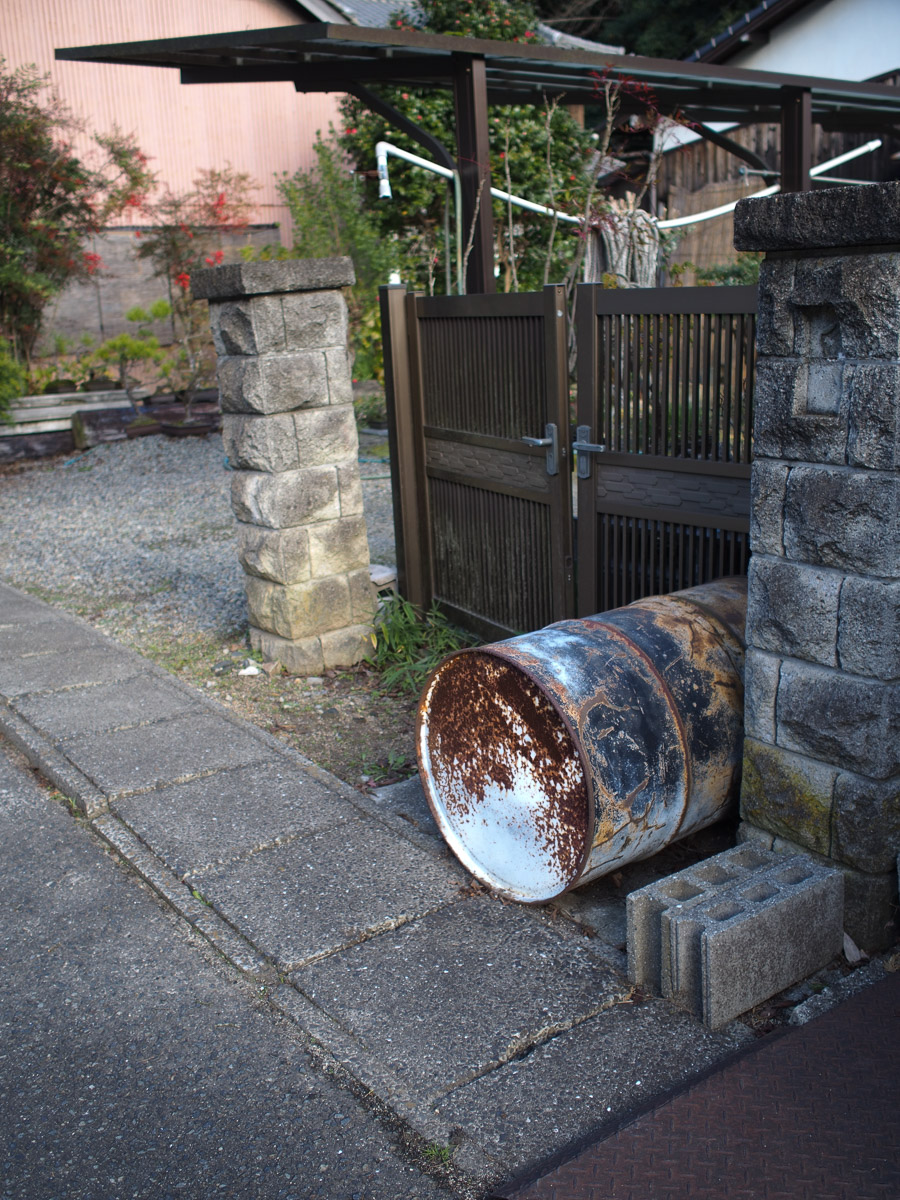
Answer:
top-left (572, 425), bottom-right (606, 479)
top-left (521, 423), bottom-right (559, 476)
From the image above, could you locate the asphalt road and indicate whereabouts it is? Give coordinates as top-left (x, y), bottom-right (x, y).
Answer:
top-left (0, 740), bottom-right (452, 1200)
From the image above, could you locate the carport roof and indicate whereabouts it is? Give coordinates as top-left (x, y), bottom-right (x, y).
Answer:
top-left (56, 22), bottom-right (900, 130)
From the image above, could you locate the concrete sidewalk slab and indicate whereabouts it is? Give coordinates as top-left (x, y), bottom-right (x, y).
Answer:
top-left (438, 991), bottom-right (752, 1176)
top-left (59, 710), bottom-right (273, 796)
top-left (191, 818), bottom-right (464, 971)
top-left (0, 584), bottom-right (57, 621)
top-left (370, 774), bottom-right (442, 840)
top-left (14, 674), bottom-right (199, 740)
top-left (0, 616), bottom-right (98, 657)
top-left (112, 759), bottom-right (356, 876)
top-left (0, 644), bottom-right (141, 696)
top-left (291, 896), bottom-right (626, 1099)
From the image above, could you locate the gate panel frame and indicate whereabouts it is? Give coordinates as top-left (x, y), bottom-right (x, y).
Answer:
top-left (381, 283), bottom-right (573, 638)
top-left (574, 284), bottom-right (758, 617)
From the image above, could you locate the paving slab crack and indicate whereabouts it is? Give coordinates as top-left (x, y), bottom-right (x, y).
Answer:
top-left (282, 899), bottom-right (462, 972)
top-left (431, 985), bottom-right (641, 1101)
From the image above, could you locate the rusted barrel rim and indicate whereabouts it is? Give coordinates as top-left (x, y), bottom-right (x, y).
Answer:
top-left (418, 643), bottom-right (596, 902)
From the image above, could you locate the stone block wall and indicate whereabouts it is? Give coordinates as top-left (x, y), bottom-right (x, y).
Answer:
top-left (192, 258), bottom-right (376, 675)
top-left (734, 182), bottom-right (900, 949)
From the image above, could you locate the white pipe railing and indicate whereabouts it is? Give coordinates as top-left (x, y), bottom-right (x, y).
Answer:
top-left (374, 136), bottom-right (884, 284)
top-left (375, 140), bottom-right (580, 292)
top-left (658, 139), bottom-right (882, 230)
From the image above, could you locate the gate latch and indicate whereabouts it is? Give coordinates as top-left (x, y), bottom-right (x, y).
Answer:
top-left (521, 423), bottom-right (559, 476)
top-left (572, 426), bottom-right (606, 479)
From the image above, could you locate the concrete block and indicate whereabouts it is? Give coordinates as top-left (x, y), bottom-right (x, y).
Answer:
top-left (230, 466), bottom-right (340, 529)
top-left (293, 405), bottom-right (359, 470)
top-left (740, 821), bottom-right (898, 951)
top-left (320, 623), bottom-right (374, 670)
top-left (324, 346), bottom-right (354, 406)
top-left (743, 648), bottom-right (780, 743)
top-left (249, 626), bottom-right (324, 675)
top-left (336, 463), bottom-right (365, 516)
top-left (832, 253), bottom-right (900, 360)
top-left (783, 465), bottom-right (900, 578)
top-left (307, 517), bottom-right (370, 578)
top-left (192, 256), bottom-right (355, 301)
top-left (208, 295), bottom-right (286, 356)
top-left (734, 179), bottom-right (900, 254)
top-left (676, 856), bottom-right (844, 1029)
top-left (754, 257), bottom-right (795, 357)
top-left (746, 557), bottom-right (840, 667)
top-left (235, 523), bottom-right (311, 585)
top-left (846, 362), bottom-right (900, 471)
top-left (221, 413), bottom-right (299, 472)
top-left (626, 843), bottom-right (779, 993)
top-left (837, 576), bottom-right (900, 682)
top-left (752, 358), bottom-right (847, 465)
top-left (347, 566), bottom-right (377, 622)
top-left (831, 770), bottom-right (900, 875)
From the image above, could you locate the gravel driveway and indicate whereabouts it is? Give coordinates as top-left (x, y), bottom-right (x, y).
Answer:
top-left (0, 434), bottom-right (396, 637)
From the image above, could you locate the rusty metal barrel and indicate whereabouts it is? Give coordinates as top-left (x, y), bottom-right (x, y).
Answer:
top-left (417, 577), bottom-right (747, 903)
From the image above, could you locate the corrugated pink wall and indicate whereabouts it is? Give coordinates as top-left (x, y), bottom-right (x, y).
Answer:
top-left (3, 0), bottom-right (346, 235)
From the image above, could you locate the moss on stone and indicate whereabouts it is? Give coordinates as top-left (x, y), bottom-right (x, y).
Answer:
top-left (740, 737), bottom-right (834, 857)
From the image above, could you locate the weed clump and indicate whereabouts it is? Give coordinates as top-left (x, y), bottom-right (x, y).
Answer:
top-left (368, 594), bottom-right (479, 694)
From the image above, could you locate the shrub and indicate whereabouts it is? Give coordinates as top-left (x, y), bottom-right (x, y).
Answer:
top-left (0, 340), bottom-right (26, 419)
top-left (368, 594), bottom-right (479, 693)
top-left (0, 59), bottom-right (153, 363)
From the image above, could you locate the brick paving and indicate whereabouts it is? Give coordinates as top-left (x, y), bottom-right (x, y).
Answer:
top-left (500, 970), bottom-right (900, 1200)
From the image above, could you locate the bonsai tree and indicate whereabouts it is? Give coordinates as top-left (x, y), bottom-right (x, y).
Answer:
top-left (89, 302), bottom-right (169, 416)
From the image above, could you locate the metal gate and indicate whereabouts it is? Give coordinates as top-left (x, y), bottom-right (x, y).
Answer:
top-left (381, 282), bottom-right (757, 635)
top-left (574, 284), bottom-right (757, 616)
top-left (380, 284), bottom-right (572, 640)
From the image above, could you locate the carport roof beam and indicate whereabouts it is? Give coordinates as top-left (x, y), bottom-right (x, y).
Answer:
top-left (57, 23), bottom-right (900, 292)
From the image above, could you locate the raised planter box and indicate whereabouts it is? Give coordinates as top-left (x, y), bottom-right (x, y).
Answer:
top-left (1, 389), bottom-right (220, 460)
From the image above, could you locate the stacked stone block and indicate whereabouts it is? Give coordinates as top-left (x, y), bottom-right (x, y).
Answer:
top-left (193, 258), bottom-right (376, 675)
top-left (734, 183), bottom-right (900, 949)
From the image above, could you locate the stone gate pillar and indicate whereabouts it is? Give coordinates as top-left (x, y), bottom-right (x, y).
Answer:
top-left (193, 258), bottom-right (376, 675)
top-left (734, 183), bottom-right (900, 949)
